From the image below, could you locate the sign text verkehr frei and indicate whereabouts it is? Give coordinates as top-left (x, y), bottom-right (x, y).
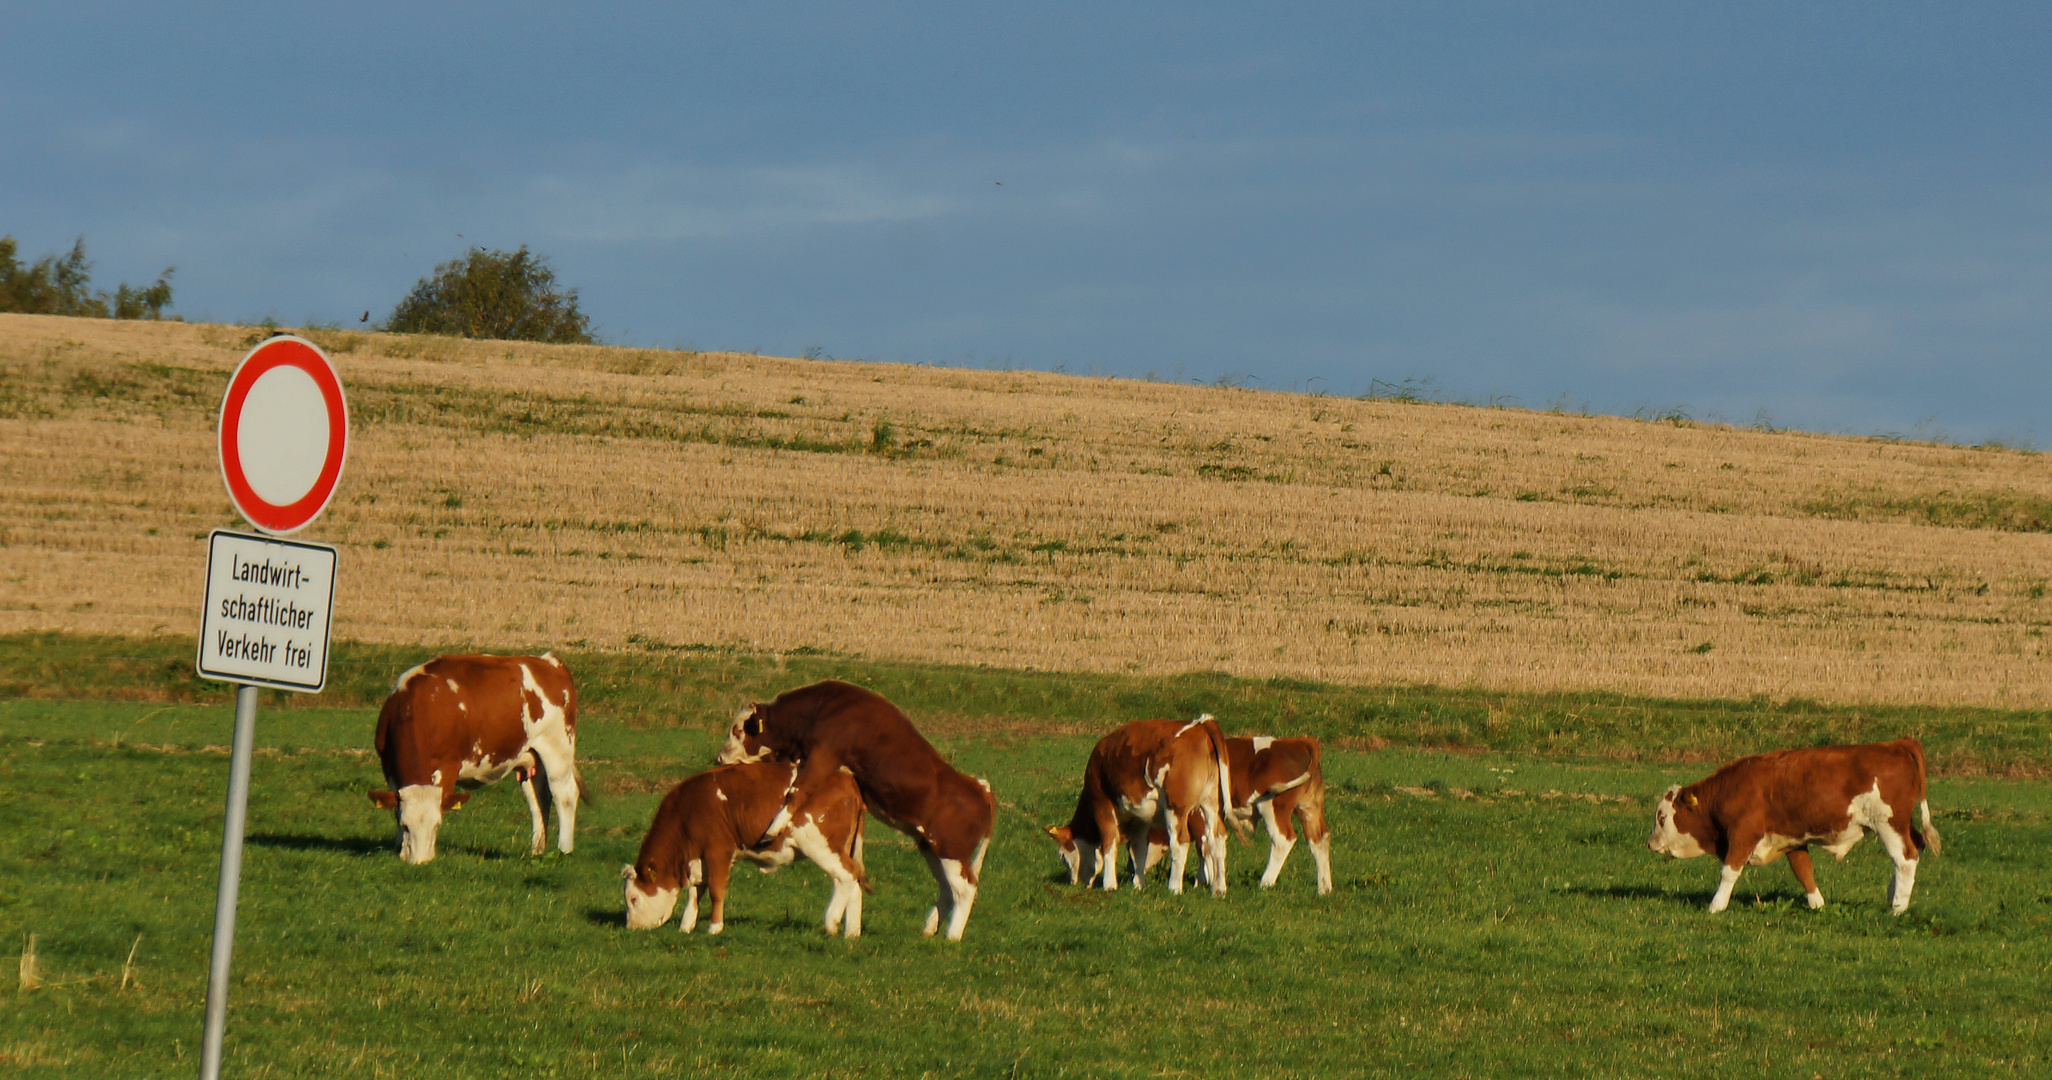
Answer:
top-left (197, 518), bottom-right (338, 688)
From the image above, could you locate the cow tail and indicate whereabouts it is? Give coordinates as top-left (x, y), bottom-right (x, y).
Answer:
top-left (1201, 715), bottom-right (1250, 838)
top-left (1917, 800), bottom-right (1942, 857)
top-left (573, 763), bottom-right (595, 806)
top-left (1905, 738), bottom-right (1937, 857)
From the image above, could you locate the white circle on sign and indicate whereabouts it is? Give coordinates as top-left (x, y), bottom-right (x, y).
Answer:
top-left (235, 364), bottom-right (333, 506)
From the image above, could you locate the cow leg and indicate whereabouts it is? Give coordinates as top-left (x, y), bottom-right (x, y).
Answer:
top-left (518, 773), bottom-right (546, 856)
top-left (940, 856), bottom-right (978, 941)
top-left (921, 851), bottom-right (952, 937)
top-left (1786, 848), bottom-right (1825, 909)
top-left (1121, 818), bottom-right (1153, 890)
top-left (1199, 805), bottom-right (1228, 896)
top-left (704, 856), bottom-right (733, 935)
top-left (786, 819), bottom-right (861, 938)
top-left (679, 857), bottom-right (704, 933)
top-left (1707, 840), bottom-right (1755, 913)
top-left (1164, 808), bottom-right (1190, 895)
top-left (549, 763), bottom-right (579, 855)
top-left (1872, 816), bottom-right (1920, 915)
top-left (1300, 800), bottom-right (1333, 896)
top-left (1255, 797), bottom-right (1297, 889)
top-left (524, 732), bottom-right (579, 854)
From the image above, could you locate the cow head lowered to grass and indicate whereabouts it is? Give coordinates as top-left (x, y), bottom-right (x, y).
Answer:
top-left (717, 680), bottom-right (994, 940)
top-left (367, 784), bottom-right (477, 864)
top-left (367, 653), bottom-right (581, 864)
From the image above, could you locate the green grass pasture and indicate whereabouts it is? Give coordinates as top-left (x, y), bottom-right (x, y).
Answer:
top-left (3, 644), bottom-right (2052, 1077)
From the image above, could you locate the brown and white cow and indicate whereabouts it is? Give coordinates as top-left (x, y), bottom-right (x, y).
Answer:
top-left (1043, 715), bottom-right (1236, 895)
top-left (1145, 735), bottom-right (1334, 894)
top-left (716, 680), bottom-right (996, 941)
top-left (367, 653), bottom-right (580, 864)
top-left (623, 761), bottom-right (868, 937)
top-left (1647, 737), bottom-right (1941, 914)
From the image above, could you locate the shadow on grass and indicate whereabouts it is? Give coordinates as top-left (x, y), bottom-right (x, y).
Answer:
top-left (247, 832), bottom-right (390, 857)
top-left (1563, 883), bottom-right (1715, 907)
top-left (583, 906), bottom-right (625, 928)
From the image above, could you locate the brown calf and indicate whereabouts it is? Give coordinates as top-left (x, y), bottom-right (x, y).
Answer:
top-left (623, 761), bottom-right (867, 936)
top-left (367, 654), bottom-right (580, 864)
top-left (716, 680), bottom-right (995, 940)
top-left (1647, 737), bottom-right (1941, 914)
top-left (1044, 716), bottom-right (1236, 895)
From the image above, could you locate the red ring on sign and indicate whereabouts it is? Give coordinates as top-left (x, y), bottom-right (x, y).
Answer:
top-left (219, 336), bottom-right (350, 535)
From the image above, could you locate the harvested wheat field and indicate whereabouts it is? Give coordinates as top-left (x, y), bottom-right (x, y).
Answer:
top-left (3, 312), bottom-right (2050, 706)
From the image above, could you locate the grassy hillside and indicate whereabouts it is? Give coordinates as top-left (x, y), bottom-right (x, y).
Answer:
top-left (5, 313), bottom-right (2052, 707)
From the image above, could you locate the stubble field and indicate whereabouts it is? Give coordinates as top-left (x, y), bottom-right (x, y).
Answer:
top-left (6, 313), bottom-right (2052, 706)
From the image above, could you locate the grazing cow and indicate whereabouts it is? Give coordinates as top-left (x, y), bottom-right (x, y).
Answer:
top-left (1043, 716), bottom-right (1236, 895)
top-left (1647, 738), bottom-right (1941, 914)
top-left (623, 761), bottom-right (868, 936)
top-left (716, 680), bottom-right (996, 941)
top-left (1145, 735), bottom-right (1334, 894)
top-left (367, 653), bottom-right (580, 864)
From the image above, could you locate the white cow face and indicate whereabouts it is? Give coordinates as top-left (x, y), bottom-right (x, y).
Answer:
top-left (715, 704), bottom-right (773, 765)
top-left (622, 865), bottom-right (679, 930)
top-left (1647, 785), bottom-right (1709, 859)
top-left (369, 783), bottom-right (473, 864)
top-left (1043, 825), bottom-right (1087, 884)
top-left (396, 785), bottom-right (445, 864)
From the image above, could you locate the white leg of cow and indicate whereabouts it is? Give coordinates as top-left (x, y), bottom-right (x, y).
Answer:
top-left (679, 858), bottom-right (704, 933)
top-left (525, 731), bottom-right (579, 854)
top-left (1874, 822), bottom-right (1919, 914)
top-left (519, 777), bottom-right (546, 856)
top-left (1256, 800), bottom-right (1295, 889)
top-left (1205, 808), bottom-right (1229, 896)
top-left (921, 851), bottom-right (950, 937)
top-left (786, 819), bottom-right (861, 938)
top-left (1309, 832), bottom-right (1333, 896)
top-left (940, 858), bottom-right (977, 941)
top-left (842, 878), bottom-right (864, 939)
top-left (1165, 812), bottom-right (1190, 896)
top-left (1098, 839), bottom-right (1120, 891)
top-left (550, 770), bottom-right (578, 854)
top-left (1707, 863), bottom-right (1743, 913)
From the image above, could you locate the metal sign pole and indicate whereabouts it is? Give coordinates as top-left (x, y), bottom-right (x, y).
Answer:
top-left (198, 683), bottom-right (260, 1080)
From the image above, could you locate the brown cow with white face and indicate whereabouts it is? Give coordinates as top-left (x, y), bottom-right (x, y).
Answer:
top-left (368, 654), bottom-right (580, 864)
top-left (623, 761), bottom-right (868, 937)
top-left (716, 680), bottom-right (995, 941)
top-left (1044, 716), bottom-right (1236, 895)
top-left (1647, 737), bottom-right (1941, 914)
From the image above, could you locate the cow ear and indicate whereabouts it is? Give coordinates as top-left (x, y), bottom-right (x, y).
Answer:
top-left (744, 713), bottom-right (763, 738)
top-left (368, 790), bottom-right (398, 809)
top-left (443, 790), bottom-right (475, 811)
top-left (1685, 793), bottom-right (1699, 809)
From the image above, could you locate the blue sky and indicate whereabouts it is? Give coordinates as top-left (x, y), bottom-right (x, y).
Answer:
top-left (6, 3), bottom-right (2050, 441)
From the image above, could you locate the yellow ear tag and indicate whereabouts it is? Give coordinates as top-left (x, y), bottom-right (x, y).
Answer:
top-left (1685, 793), bottom-right (1699, 808)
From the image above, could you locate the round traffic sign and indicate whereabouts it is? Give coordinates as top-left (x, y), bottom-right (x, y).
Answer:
top-left (218, 335), bottom-right (350, 535)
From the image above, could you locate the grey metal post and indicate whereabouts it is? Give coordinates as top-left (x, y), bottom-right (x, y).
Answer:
top-left (198, 683), bottom-right (260, 1080)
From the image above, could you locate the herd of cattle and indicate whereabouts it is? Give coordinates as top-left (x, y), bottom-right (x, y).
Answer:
top-left (365, 653), bottom-right (1943, 940)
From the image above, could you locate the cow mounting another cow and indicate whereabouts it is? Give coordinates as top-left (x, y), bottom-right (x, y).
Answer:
top-left (717, 680), bottom-right (996, 940)
top-left (367, 653), bottom-right (581, 864)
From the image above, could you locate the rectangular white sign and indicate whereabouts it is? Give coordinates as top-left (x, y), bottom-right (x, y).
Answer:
top-left (196, 529), bottom-right (338, 692)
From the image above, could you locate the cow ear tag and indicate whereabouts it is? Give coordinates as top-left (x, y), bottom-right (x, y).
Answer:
top-left (1685, 793), bottom-right (1699, 808)
top-left (744, 714), bottom-right (763, 737)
